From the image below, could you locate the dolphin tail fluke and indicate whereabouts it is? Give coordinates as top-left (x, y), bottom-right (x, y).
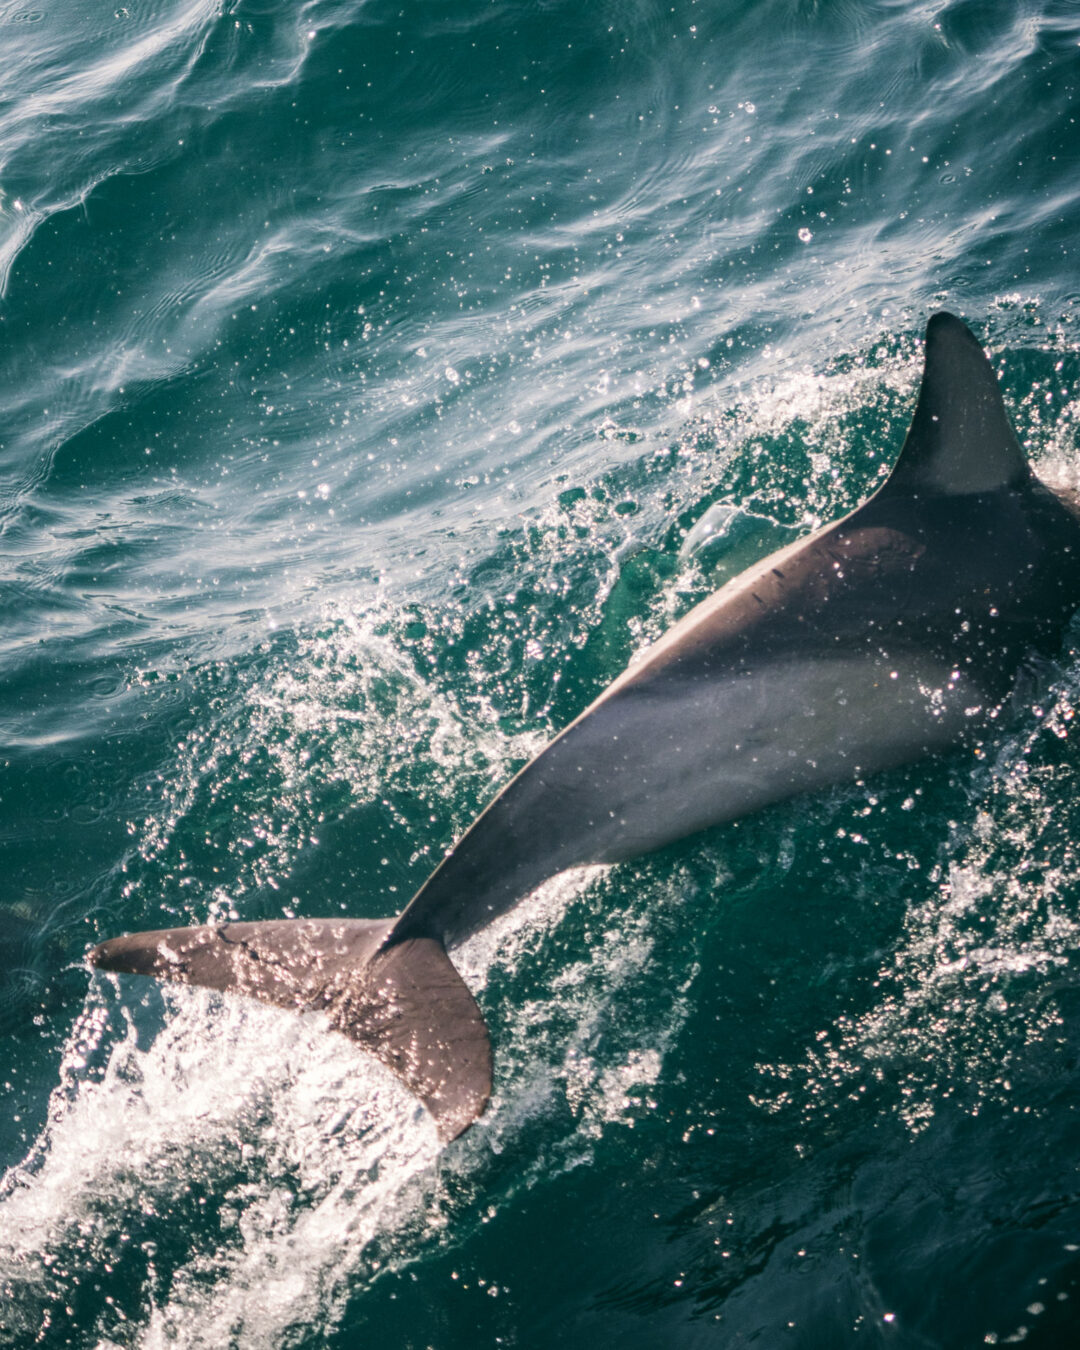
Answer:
top-left (88, 917), bottom-right (491, 1141)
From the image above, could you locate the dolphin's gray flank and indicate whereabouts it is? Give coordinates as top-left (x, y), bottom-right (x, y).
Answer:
top-left (89, 313), bottom-right (1080, 1140)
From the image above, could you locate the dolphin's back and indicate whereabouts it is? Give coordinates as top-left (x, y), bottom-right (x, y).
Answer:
top-left (389, 317), bottom-right (1080, 950)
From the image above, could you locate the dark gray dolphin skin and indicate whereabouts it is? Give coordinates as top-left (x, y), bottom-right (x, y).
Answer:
top-left (89, 313), bottom-right (1080, 1141)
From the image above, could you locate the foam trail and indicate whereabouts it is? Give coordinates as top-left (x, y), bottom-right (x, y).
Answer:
top-left (0, 985), bottom-right (442, 1347)
top-left (0, 852), bottom-right (697, 1346)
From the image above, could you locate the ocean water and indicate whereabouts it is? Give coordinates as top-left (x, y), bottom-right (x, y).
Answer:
top-left (2, 0), bottom-right (1080, 1344)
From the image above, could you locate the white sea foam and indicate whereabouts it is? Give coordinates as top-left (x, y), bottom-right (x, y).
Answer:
top-left (0, 857), bottom-right (694, 1347)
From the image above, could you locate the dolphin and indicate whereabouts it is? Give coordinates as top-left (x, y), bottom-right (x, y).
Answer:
top-left (89, 313), bottom-right (1080, 1141)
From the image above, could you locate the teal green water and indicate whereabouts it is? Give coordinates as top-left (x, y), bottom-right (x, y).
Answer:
top-left (3, 0), bottom-right (1080, 1344)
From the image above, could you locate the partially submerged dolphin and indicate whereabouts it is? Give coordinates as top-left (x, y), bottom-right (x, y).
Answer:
top-left (89, 313), bottom-right (1080, 1140)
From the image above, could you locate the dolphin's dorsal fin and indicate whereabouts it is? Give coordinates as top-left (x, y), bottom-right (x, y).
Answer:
top-left (880, 311), bottom-right (1029, 497)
